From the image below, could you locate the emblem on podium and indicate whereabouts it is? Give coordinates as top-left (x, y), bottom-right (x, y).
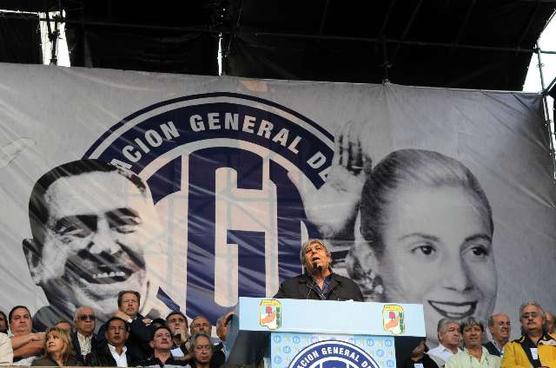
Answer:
top-left (382, 304), bottom-right (405, 335)
top-left (260, 299), bottom-right (282, 330)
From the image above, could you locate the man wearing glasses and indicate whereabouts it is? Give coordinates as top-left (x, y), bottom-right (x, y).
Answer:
top-left (22, 159), bottom-right (164, 331)
top-left (71, 306), bottom-right (99, 365)
top-left (501, 301), bottom-right (556, 368)
top-left (189, 333), bottom-right (214, 368)
top-left (188, 316), bottom-right (225, 368)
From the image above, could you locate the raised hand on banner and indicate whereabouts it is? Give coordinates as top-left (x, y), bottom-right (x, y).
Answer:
top-left (329, 120), bottom-right (372, 191)
top-left (294, 121), bottom-right (372, 241)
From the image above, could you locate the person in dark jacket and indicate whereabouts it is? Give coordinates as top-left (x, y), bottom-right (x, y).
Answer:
top-left (138, 326), bottom-right (187, 367)
top-left (483, 313), bottom-right (511, 357)
top-left (403, 339), bottom-right (439, 368)
top-left (188, 317), bottom-right (225, 368)
top-left (71, 306), bottom-right (100, 365)
top-left (31, 327), bottom-right (81, 367)
top-left (187, 333), bottom-right (214, 368)
top-left (166, 311), bottom-right (189, 358)
top-left (97, 290), bottom-right (154, 360)
top-left (92, 317), bottom-right (141, 367)
top-left (274, 239), bottom-right (363, 301)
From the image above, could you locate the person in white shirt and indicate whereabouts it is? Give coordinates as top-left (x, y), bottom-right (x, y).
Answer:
top-left (0, 332), bottom-right (13, 365)
top-left (429, 319), bottom-right (462, 367)
top-left (9, 306), bottom-right (44, 366)
top-left (446, 317), bottom-right (500, 368)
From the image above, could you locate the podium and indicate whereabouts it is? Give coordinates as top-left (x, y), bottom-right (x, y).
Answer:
top-left (225, 297), bottom-right (426, 368)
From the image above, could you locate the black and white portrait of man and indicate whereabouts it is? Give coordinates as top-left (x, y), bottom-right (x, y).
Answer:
top-left (22, 159), bottom-right (163, 331)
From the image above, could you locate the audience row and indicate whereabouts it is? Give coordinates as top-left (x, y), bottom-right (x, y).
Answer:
top-left (0, 290), bottom-right (230, 367)
top-left (406, 301), bottom-right (556, 368)
top-left (1, 293), bottom-right (554, 368)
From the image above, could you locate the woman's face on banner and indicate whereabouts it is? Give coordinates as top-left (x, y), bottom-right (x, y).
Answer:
top-left (377, 184), bottom-right (496, 343)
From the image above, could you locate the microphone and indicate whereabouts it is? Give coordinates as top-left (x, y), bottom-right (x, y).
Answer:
top-left (305, 277), bottom-right (316, 299)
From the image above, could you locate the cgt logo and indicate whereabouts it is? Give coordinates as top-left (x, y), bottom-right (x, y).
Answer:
top-left (84, 92), bottom-right (334, 322)
top-left (288, 340), bottom-right (380, 368)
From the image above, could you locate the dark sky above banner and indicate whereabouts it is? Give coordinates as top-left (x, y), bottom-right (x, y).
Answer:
top-left (0, 63), bottom-right (554, 345)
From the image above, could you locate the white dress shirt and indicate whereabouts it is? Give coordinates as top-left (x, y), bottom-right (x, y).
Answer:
top-left (429, 344), bottom-right (462, 365)
top-left (77, 332), bottom-right (93, 355)
top-left (108, 344), bottom-right (128, 367)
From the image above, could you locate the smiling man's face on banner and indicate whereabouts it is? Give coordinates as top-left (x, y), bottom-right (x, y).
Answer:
top-left (23, 162), bottom-right (161, 320)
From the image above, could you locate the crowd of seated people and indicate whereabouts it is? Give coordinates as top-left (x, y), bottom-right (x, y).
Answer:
top-left (0, 292), bottom-right (554, 368)
top-left (0, 290), bottom-right (227, 367)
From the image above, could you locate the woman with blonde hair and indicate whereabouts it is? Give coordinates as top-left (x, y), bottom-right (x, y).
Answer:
top-left (31, 327), bottom-right (80, 366)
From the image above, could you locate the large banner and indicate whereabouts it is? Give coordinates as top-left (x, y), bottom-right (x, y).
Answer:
top-left (0, 63), bottom-right (554, 343)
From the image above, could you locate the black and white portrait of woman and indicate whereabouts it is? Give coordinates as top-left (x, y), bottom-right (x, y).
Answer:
top-left (347, 149), bottom-right (496, 344)
top-left (302, 128), bottom-right (497, 344)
